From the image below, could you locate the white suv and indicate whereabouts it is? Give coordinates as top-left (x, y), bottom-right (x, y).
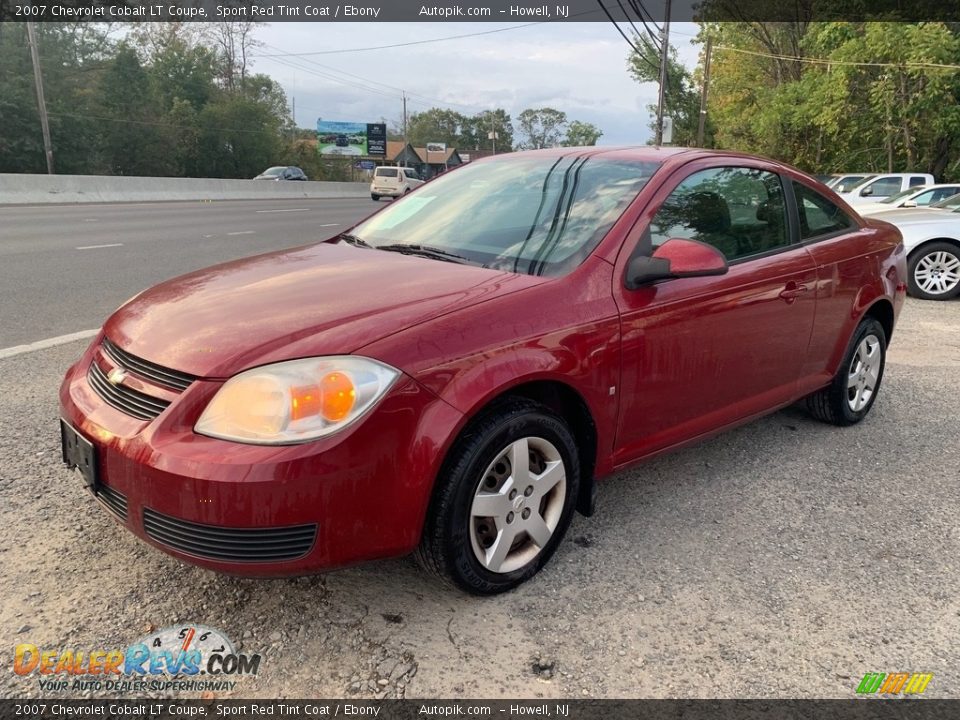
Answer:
top-left (837, 173), bottom-right (935, 206)
top-left (370, 166), bottom-right (425, 200)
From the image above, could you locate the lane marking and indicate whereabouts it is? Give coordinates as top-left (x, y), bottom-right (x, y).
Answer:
top-left (254, 208), bottom-right (310, 214)
top-left (0, 329), bottom-right (99, 360)
top-left (227, 231), bottom-right (255, 236)
top-left (76, 243), bottom-right (123, 250)
top-left (318, 223), bottom-right (340, 227)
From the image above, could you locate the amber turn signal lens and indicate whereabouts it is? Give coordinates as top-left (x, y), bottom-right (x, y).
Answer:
top-left (319, 372), bottom-right (356, 422)
top-left (289, 385), bottom-right (322, 421)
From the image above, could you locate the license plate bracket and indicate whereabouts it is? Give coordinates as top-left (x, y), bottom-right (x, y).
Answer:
top-left (60, 420), bottom-right (98, 494)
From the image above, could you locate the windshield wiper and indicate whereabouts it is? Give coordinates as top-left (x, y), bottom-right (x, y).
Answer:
top-left (376, 244), bottom-right (475, 265)
top-left (337, 233), bottom-right (372, 248)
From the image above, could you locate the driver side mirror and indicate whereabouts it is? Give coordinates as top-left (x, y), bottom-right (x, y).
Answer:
top-left (625, 238), bottom-right (729, 290)
top-left (860, 186), bottom-right (874, 197)
top-left (901, 200), bottom-right (918, 208)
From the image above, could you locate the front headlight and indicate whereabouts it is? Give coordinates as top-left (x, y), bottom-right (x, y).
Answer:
top-left (195, 356), bottom-right (400, 445)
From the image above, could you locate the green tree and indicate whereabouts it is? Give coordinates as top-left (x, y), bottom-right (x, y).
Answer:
top-left (406, 108), bottom-right (468, 148)
top-left (515, 108), bottom-right (567, 149)
top-left (627, 34), bottom-right (706, 146)
top-left (563, 120), bottom-right (603, 146)
top-left (98, 45), bottom-right (171, 176)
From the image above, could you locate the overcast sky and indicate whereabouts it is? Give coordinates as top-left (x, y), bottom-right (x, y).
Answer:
top-left (253, 22), bottom-right (702, 146)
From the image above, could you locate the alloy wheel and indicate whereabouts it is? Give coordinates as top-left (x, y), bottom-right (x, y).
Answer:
top-left (914, 250), bottom-right (960, 296)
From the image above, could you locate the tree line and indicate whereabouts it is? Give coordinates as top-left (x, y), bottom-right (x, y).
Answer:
top-left (0, 23), bottom-right (604, 179)
top-left (632, 21), bottom-right (960, 180)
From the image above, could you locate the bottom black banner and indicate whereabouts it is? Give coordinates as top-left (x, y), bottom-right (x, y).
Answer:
top-left (1, 699), bottom-right (958, 720)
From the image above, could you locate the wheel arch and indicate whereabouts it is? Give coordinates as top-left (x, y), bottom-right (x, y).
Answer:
top-left (863, 297), bottom-right (895, 344)
top-left (434, 378), bottom-right (600, 520)
top-left (906, 236), bottom-right (960, 262)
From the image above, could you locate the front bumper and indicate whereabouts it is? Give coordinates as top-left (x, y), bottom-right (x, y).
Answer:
top-left (58, 336), bottom-right (464, 576)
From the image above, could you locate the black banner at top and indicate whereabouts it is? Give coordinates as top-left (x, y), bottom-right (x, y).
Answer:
top-left (2, 0), bottom-right (960, 22)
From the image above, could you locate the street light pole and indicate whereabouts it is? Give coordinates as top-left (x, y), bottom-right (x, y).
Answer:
top-left (26, 22), bottom-right (54, 174)
top-left (654, 0), bottom-right (671, 147)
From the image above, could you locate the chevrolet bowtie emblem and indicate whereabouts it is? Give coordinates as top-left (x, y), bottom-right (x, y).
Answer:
top-left (107, 368), bottom-right (127, 386)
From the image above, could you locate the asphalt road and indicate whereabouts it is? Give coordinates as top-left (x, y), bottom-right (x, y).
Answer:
top-left (1, 294), bottom-right (958, 700)
top-left (0, 198), bottom-right (376, 348)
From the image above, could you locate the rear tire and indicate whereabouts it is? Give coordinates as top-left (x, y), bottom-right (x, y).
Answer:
top-left (907, 242), bottom-right (960, 300)
top-left (806, 317), bottom-right (886, 426)
top-left (415, 398), bottom-right (579, 595)
top-left (371, 194), bottom-right (380, 201)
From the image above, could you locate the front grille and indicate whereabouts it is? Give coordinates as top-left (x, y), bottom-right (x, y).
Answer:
top-left (102, 338), bottom-right (196, 392)
top-left (143, 508), bottom-right (317, 563)
top-left (96, 484), bottom-right (127, 521)
top-left (88, 362), bottom-right (170, 421)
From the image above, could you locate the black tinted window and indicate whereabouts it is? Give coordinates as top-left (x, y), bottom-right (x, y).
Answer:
top-left (650, 167), bottom-right (789, 261)
top-left (794, 182), bottom-right (856, 239)
top-left (376, 168), bottom-right (399, 178)
top-left (909, 176), bottom-right (927, 187)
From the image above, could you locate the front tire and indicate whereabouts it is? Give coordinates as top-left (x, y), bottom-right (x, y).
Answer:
top-left (907, 242), bottom-right (960, 300)
top-left (416, 398), bottom-right (580, 595)
top-left (806, 317), bottom-right (886, 426)
top-left (371, 194), bottom-right (380, 201)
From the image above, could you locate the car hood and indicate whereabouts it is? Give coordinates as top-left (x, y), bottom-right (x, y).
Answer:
top-left (103, 242), bottom-right (542, 378)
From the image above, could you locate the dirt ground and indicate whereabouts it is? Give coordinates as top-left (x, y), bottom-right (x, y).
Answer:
top-left (2, 297), bottom-right (958, 700)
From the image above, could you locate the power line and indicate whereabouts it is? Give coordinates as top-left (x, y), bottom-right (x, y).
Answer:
top-left (251, 3), bottom-right (640, 60)
top-left (252, 23), bottom-right (544, 58)
top-left (713, 43), bottom-right (960, 71)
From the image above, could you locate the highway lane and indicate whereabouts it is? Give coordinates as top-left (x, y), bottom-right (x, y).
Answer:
top-left (0, 198), bottom-right (379, 347)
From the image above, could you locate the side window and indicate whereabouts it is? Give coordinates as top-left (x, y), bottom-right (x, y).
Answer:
top-left (793, 182), bottom-right (856, 240)
top-left (931, 187), bottom-right (960, 203)
top-left (909, 176), bottom-right (927, 187)
top-left (862, 176), bottom-right (902, 197)
top-left (650, 166), bottom-right (789, 261)
top-left (911, 190), bottom-right (936, 206)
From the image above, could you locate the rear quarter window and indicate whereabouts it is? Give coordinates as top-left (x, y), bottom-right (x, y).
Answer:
top-left (794, 182), bottom-right (856, 240)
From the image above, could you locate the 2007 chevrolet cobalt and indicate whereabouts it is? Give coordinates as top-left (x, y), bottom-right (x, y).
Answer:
top-left (60, 148), bottom-right (907, 594)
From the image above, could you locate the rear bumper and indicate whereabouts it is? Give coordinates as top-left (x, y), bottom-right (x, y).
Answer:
top-left (58, 338), bottom-right (464, 576)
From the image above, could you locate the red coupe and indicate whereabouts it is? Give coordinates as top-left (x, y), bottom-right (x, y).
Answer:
top-left (60, 148), bottom-right (907, 594)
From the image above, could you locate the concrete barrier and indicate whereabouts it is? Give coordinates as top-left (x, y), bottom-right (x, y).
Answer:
top-left (0, 173), bottom-right (369, 205)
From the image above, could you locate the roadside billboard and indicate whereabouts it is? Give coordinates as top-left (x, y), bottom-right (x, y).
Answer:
top-left (317, 120), bottom-right (387, 157)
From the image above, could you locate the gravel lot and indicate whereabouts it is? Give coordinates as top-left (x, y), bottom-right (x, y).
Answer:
top-left (1, 297), bottom-right (957, 700)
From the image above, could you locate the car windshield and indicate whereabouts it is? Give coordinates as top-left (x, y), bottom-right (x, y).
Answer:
top-left (880, 187), bottom-right (921, 204)
top-left (262, 167), bottom-right (286, 176)
top-left (350, 154), bottom-right (660, 277)
top-left (931, 193), bottom-right (960, 210)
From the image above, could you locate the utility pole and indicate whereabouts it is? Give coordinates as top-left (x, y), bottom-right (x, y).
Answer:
top-left (291, 96), bottom-right (296, 141)
top-left (696, 36), bottom-right (713, 147)
top-left (654, 0), bottom-right (671, 146)
top-left (26, 22), bottom-right (54, 174)
top-left (402, 91), bottom-right (408, 167)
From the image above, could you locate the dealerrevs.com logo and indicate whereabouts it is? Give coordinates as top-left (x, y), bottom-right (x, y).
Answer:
top-left (14, 624), bottom-right (261, 693)
top-left (856, 672), bottom-right (934, 696)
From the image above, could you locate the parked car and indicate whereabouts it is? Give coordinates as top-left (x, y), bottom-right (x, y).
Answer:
top-left (59, 148), bottom-right (906, 594)
top-left (857, 184), bottom-right (960, 216)
top-left (370, 166), bottom-right (424, 200)
top-left (868, 199), bottom-right (960, 300)
top-left (826, 173), bottom-right (875, 192)
top-left (837, 173), bottom-right (934, 206)
top-left (253, 166), bottom-right (308, 181)
top-left (335, 134), bottom-right (349, 147)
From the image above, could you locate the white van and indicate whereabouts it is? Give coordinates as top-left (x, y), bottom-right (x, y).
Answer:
top-left (837, 173), bottom-right (935, 206)
top-left (370, 166), bottom-right (425, 200)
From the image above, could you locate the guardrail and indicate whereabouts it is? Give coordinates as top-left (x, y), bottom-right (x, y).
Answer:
top-left (0, 173), bottom-right (369, 205)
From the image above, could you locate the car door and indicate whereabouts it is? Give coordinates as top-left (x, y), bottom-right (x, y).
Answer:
top-left (611, 161), bottom-right (818, 466)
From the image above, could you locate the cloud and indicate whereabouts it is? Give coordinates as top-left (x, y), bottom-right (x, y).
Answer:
top-left (255, 22), bottom-right (701, 146)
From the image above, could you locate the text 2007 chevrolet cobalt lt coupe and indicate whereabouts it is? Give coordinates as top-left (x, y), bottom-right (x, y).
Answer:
top-left (60, 148), bottom-right (907, 594)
